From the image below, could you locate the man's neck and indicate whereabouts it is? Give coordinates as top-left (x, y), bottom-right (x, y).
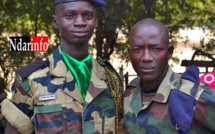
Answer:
top-left (141, 85), bottom-right (159, 94)
top-left (61, 43), bottom-right (89, 60)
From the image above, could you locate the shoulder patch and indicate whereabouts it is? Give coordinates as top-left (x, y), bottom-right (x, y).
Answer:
top-left (16, 57), bottom-right (49, 79)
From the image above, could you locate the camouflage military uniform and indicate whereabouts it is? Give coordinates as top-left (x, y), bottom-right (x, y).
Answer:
top-left (2, 47), bottom-right (116, 134)
top-left (123, 67), bottom-right (215, 134)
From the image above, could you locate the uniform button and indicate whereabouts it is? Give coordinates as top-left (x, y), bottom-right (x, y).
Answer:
top-left (175, 124), bottom-right (180, 131)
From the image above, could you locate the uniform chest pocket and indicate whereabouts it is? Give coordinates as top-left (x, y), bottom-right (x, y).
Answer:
top-left (32, 104), bottom-right (65, 134)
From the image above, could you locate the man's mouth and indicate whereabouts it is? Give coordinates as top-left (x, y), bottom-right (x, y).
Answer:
top-left (72, 31), bottom-right (87, 37)
top-left (140, 67), bottom-right (154, 73)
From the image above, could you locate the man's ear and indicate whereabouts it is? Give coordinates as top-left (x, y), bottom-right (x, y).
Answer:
top-left (168, 45), bottom-right (174, 59)
top-left (52, 15), bottom-right (58, 29)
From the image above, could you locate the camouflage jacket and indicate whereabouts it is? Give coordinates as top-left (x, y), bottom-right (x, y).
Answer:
top-left (2, 47), bottom-right (116, 134)
top-left (123, 68), bottom-right (215, 134)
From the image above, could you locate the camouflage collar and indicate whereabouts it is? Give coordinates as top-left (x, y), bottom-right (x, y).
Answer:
top-left (49, 47), bottom-right (68, 77)
top-left (127, 68), bottom-right (176, 104)
top-left (154, 68), bottom-right (175, 103)
top-left (49, 46), bottom-right (106, 80)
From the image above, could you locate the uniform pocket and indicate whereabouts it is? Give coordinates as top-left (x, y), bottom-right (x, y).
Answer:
top-left (32, 104), bottom-right (64, 134)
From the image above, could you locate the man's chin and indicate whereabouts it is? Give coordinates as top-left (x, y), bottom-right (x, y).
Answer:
top-left (71, 39), bottom-right (89, 46)
top-left (139, 76), bottom-right (154, 82)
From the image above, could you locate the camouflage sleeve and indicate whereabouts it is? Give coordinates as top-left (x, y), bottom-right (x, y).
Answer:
top-left (1, 75), bottom-right (34, 134)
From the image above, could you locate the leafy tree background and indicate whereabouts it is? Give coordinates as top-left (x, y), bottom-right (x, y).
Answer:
top-left (0, 0), bottom-right (214, 91)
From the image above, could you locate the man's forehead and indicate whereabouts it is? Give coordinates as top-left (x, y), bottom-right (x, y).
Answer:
top-left (131, 25), bottom-right (163, 37)
top-left (54, 0), bottom-right (106, 7)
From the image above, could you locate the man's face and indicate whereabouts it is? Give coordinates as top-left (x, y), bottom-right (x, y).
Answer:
top-left (128, 25), bottom-right (173, 83)
top-left (53, 1), bottom-right (96, 45)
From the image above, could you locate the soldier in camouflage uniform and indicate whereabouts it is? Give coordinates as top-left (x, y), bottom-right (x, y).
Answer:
top-left (1, 0), bottom-right (123, 133)
top-left (123, 18), bottom-right (215, 134)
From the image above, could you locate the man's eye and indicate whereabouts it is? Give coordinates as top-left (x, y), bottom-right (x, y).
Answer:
top-left (66, 14), bottom-right (74, 19)
top-left (152, 47), bottom-right (161, 51)
top-left (85, 14), bottom-right (93, 20)
top-left (133, 48), bottom-right (142, 52)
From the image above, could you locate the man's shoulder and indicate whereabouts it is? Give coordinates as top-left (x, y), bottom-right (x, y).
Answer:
top-left (16, 57), bottom-right (50, 80)
top-left (170, 65), bottom-right (215, 103)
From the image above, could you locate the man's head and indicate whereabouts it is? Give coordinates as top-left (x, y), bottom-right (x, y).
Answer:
top-left (128, 18), bottom-right (174, 89)
top-left (53, 0), bottom-right (105, 46)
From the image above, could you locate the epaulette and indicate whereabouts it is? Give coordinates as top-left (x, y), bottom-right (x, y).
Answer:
top-left (16, 57), bottom-right (49, 79)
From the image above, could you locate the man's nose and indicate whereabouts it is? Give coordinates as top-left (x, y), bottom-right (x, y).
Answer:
top-left (74, 15), bottom-right (86, 27)
top-left (141, 49), bottom-right (153, 62)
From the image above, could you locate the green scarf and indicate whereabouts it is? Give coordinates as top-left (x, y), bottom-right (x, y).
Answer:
top-left (60, 48), bottom-right (92, 100)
